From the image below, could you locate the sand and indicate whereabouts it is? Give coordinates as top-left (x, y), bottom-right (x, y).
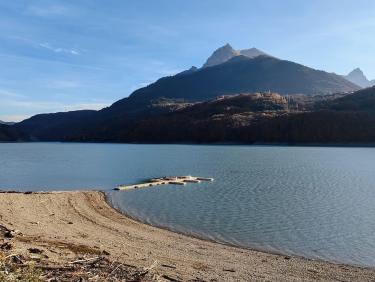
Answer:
top-left (0, 191), bottom-right (374, 281)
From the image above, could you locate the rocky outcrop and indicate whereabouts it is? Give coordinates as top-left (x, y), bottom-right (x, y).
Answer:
top-left (202, 44), bottom-right (270, 68)
top-left (203, 43), bottom-right (239, 68)
top-left (344, 68), bottom-right (373, 88)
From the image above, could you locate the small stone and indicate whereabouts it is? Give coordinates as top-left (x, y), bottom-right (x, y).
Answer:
top-left (4, 231), bottom-right (13, 238)
top-left (10, 255), bottom-right (24, 264)
top-left (28, 248), bottom-right (43, 254)
top-left (12, 230), bottom-right (22, 235)
top-left (0, 242), bottom-right (12, 250)
top-left (30, 255), bottom-right (41, 261)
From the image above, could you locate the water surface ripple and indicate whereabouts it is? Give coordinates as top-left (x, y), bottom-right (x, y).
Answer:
top-left (1, 143), bottom-right (375, 267)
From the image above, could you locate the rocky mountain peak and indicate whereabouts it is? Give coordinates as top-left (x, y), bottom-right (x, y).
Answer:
top-left (202, 43), bottom-right (239, 68)
top-left (203, 44), bottom-right (270, 68)
top-left (345, 68), bottom-right (372, 88)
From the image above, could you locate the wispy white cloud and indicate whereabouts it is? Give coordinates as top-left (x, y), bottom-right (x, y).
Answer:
top-left (8, 36), bottom-right (82, 56)
top-left (39, 42), bottom-right (80, 55)
top-left (0, 53), bottom-right (102, 71)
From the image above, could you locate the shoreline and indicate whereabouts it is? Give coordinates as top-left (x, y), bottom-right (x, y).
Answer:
top-left (1, 190), bottom-right (375, 281)
top-left (3, 140), bottom-right (375, 148)
top-left (105, 192), bottom-right (371, 270)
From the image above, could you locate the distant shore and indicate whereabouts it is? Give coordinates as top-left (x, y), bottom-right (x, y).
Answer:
top-left (3, 140), bottom-right (375, 148)
top-left (1, 191), bottom-right (374, 281)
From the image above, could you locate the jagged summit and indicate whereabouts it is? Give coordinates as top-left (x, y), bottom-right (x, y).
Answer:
top-left (202, 44), bottom-right (270, 68)
top-left (203, 43), bottom-right (239, 68)
top-left (344, 68), bottom-right (375, 88)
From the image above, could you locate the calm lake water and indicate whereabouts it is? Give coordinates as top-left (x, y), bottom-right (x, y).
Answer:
top-left (1, 143), bottom-right (375, 267)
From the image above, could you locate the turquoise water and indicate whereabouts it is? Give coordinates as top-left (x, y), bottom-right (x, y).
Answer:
top-left (1, 143), bottom-right (375, 267)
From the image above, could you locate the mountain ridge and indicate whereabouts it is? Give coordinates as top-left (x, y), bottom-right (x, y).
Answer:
top-left (5, 44), bottom-right (371, 144)
top-left (122, 54), bottom-right (358, 106)
top-left (0, 120), bottom-right (16, 126)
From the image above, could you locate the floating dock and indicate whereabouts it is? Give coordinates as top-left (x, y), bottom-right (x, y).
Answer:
top-left (114, 176), bottom-right (214, 191)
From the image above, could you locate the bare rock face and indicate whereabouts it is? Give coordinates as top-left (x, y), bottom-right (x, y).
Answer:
top-left (239, 47), bottom-right (269, 58)
top-left (203, 44), bottom-right (270, 68)
top-left (344, 68), bottom-right (372, 88)
top-left (203, 43), bottom-right (239, 68)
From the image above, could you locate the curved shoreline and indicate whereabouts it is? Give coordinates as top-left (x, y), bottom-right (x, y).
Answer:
top-left (105, 191), bottom-right (367, 269)
top-left (1, 190), bottom-right (375, 281)
top-left (105, 191), bottom-right (325, 265)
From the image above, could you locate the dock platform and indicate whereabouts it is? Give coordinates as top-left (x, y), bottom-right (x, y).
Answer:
top-left (115, 176), bottom-right (214, 191)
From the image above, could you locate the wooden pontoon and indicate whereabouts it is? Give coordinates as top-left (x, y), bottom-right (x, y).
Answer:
top-left (115, 176), bottom-right (213, 191)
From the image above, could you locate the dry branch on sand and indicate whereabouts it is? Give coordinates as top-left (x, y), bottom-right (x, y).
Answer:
top-left (1, 223), bottom-right (158, 281)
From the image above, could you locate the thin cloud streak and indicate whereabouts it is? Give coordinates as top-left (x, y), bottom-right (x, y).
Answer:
top-left (8, 36), bottom-right (81, 56)
top-left (0, 54), bottom-right (105, 71)
top-left (39, 42), bottom-right (80, 55)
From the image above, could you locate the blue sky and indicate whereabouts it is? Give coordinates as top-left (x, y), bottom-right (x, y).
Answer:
top-left (1, 0), bottom-right (375, 121)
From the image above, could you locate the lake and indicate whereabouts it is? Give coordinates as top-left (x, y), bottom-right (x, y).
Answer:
top-left (1, 143), bottom-right (375, 267)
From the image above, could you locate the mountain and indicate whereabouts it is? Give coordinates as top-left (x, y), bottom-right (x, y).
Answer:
top-left (344, 68), bottom-right (375, 88)
top-left (14, 87), bottom-right (375, 144)
top-left (14, 110), bottom-right (96, 140)
top-left (7, 44), bottom-right (367, 144)
top-left (202, 44), bottom-right (269, 68)
top-left (0, 120), bottom-right (15, 126)
top-left (0, 124), bottom-right (26, 141)
top-left (97, 89), bottom-right (375, 144)
top-left (115, 87), bottom-right (375, 144)
top-left (14, 53), bottom-right (360, 142)
top-left (319, 85), bottom-right (375, 112)
top-left (123, 55), bottom-right (359, 106)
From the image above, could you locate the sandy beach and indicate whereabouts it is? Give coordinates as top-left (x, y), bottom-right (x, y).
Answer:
top-left (1, 191), bottom-right (374, 281)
